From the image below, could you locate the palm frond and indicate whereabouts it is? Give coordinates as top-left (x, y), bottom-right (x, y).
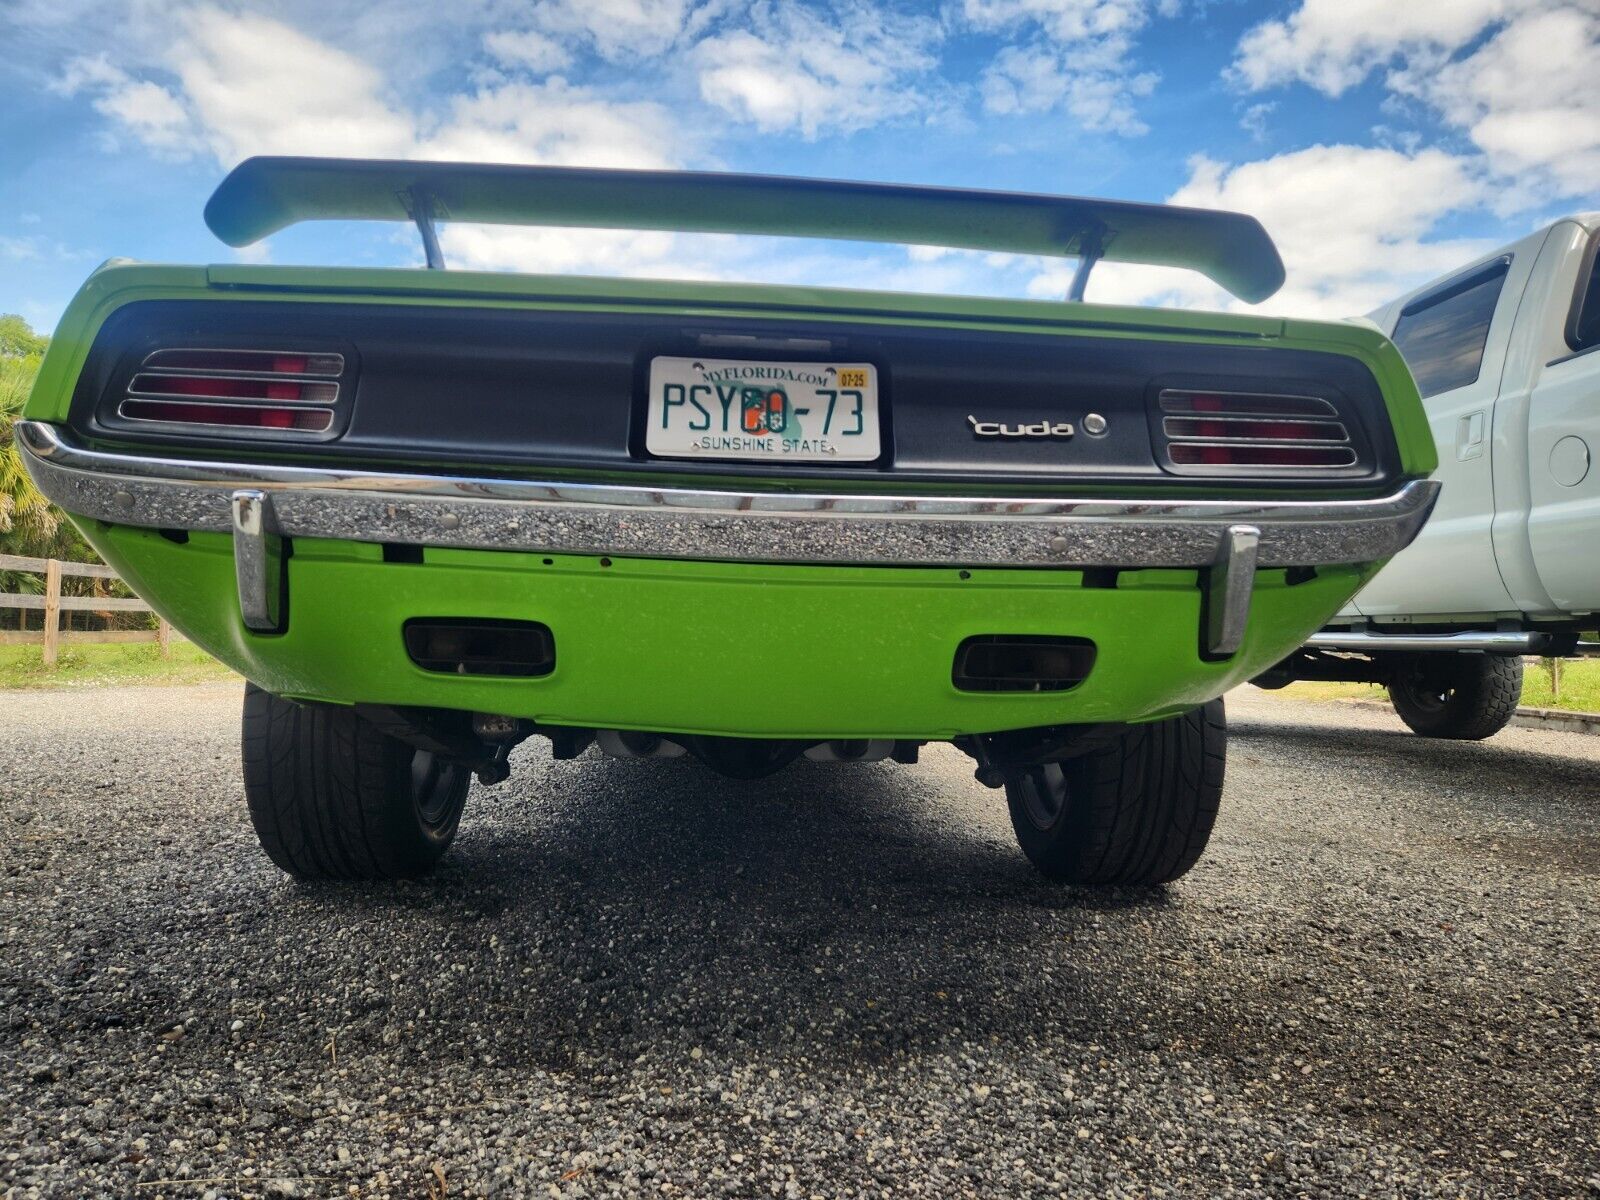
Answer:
top-left (0, 357), bottom-right (63, 554)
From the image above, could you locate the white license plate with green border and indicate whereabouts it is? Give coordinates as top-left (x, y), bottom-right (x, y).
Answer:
top-left (645, 356), bottom-right (881, 463)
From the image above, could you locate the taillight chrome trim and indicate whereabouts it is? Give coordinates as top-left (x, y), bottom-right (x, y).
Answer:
top-left (140, 348), bottom-right (346, 377)
top-left (127, 374), bottom-right (339, 404)
top-left (1161, 414), bottom-right (1351, 445)
top-left (1165, 443), bottom-right (1360, 470)
top-left (1158, 389), bottom-right (1339, 418)
top-left (116, 399), bottom-right (336, 435)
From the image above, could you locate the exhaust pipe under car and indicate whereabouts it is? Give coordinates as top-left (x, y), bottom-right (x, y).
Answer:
top-left (596, 731), bottom-right (911, 775)
top-left (595, 729), bottom-right (688, 759)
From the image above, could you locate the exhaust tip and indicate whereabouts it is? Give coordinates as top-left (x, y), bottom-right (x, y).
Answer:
top-left (952, 635), bottom-right (1096, 693)
top-left (403, 618), bottom-right (555, 677)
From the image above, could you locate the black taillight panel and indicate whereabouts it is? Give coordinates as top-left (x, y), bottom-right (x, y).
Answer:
top-left (71, 300), bottom-right (1403, 492)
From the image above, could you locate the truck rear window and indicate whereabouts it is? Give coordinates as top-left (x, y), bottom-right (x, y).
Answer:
top-left (1568, 232), bottom-right (1600, 353)
top-left (1392, 259), bottom-right (1509, 398)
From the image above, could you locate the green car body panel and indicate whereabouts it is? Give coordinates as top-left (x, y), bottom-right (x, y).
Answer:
top-left (19, 161), bottom-right (1436, 744)
top-left (85, 524), bottom-right (1373, 739)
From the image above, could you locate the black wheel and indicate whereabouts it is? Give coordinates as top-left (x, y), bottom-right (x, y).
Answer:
top-left (1388, 652), bottom-right (1522, 740)
top-left (241, 683), bottom-right (471, 879)
top-left (1005, 699), bottom-right (1225, 886)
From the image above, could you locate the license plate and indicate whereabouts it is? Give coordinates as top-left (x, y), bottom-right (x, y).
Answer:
top-left (645, 356), bottom-right (881, 463)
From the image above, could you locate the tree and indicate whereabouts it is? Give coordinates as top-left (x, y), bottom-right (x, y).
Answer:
top-left (0, 318), bottom-right (126, 635)
top-left (2, 347), bottom-right (106, 615)
top-left (1, 314), bottom-right (92, 563)
top-left (1, 355), bottom-right (56, 545)
top-left (0, 313), bottom-right (49, 360)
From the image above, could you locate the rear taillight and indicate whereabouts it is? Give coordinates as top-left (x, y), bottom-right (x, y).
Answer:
top-left (1156, 389), bottom-right (1358, 473)
top-left (118, 348), bottom-right (344, 437)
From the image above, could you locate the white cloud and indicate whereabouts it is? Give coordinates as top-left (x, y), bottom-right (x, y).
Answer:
top-left (695, 2), bottom-right (940, 138)
top-left (963, 0), bottom-right (1151, 44)
top-left (482, 29), bottom-right (573, 75)
top-left (232, 240), bottom-right (272, 264)
top-left (1393, 5), bottom-right (1600, 198)
top-left (1230, 0), bottom-right (1509, 95)
top-left (1029, 145), bottom-right (1495, 317)
top-left (1239, 101), bottom-right (1275, 141)
top-left (47, 5), bottom-right (699, 277)
top-left (978, 42), bottom-right (1156, 133)
top-left (0, 233), bottom-right (91, 263)
top-left (173, 8), bottom-right (417, 163)
top-left (964, 0), bottom-right (1165, 134)
top-left (439, 225), bottom-right (697, 277)
top-left (423, 80), bottom-right (683, 170)
top-left (94, 78), bottom-right (194, 153)
top-left (54, 52), bottom-right (197, 158)
top-left (525, 0), bottom-right (727, 61)
top-left (49, 6), bottom-right (688, 174)
top-left (1232, 1), bottom-right (1600, 199)
top-left (0, 236), bottom-right (43, 260)
top-left (56, 11), bottom-right (418, 164)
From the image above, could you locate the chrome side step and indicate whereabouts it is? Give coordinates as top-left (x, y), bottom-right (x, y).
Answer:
top-left (1306, 630), bottom-right (1557, 654)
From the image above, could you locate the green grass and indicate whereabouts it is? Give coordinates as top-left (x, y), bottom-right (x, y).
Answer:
top-left (1520, 658), bottom-right (1600, 711)
top-left (1253, 658), bottom-right (1600, 715)
top-left (0, 641), bottom-right (239, 689)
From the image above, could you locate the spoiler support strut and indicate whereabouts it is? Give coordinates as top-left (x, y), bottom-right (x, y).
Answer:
top-left (1065, 221), bottom-right (1108, 303)
top-left (402, 186), bottom-right (446, 270)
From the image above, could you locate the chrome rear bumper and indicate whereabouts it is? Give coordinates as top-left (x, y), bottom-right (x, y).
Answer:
top-left (17, 420), bottom-right (1438, 655)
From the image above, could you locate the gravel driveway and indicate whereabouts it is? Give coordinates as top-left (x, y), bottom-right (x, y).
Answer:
top-left (2, 685), bottom-right (1597, 1198)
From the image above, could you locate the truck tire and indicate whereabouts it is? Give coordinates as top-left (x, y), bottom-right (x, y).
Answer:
top-left (1388, 652), bottom-right (1522, 740)
top-left (241, 683), bottom-right (470, 880)
top-left (1005, 699), bottom-right (1225, 886)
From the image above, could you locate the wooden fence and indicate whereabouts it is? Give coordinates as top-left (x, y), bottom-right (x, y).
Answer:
top-left (0, 554), bottom-right (174, 665)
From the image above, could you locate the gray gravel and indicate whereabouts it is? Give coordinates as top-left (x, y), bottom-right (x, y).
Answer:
top-left (2, 684), bottom-right (1597, 1198)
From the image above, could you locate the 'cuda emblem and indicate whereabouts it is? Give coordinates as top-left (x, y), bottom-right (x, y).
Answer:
top-left (968, 415), bottom-right (1077, 439)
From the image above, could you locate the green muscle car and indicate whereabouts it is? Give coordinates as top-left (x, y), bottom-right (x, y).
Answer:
top-left (17, 157), bottom-right (1438, 885)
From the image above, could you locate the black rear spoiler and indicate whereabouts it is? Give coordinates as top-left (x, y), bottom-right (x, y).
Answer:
top-left (205, 156), bottom-right (1286, 303)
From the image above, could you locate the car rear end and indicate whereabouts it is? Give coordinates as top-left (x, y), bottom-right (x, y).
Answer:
top-left (20, 262), bottom-right (1434, 740)
top-left (15, 157), bottom-right (1440, 885)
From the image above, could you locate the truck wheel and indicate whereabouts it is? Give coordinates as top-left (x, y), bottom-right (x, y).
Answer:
top-left (241, 683), bottom-right (470, 880)
top-left (1005, 699), bottom-right (1225, 886)
top-left (1388, 652), bottom-right (1522, 740)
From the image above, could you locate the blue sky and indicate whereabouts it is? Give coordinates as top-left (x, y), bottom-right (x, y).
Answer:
top-left (1, 0), bottom-right (1596, 332)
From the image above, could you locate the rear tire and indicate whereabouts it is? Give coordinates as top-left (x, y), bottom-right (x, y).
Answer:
top-left (1005, 699), bottom-right (1226, 886)
top-left (241, 683), bottom-right (470, 880)
top-left (1388, 652), bottom-right (1522, 740)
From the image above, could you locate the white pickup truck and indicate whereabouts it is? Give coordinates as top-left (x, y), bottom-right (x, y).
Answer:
top-left (1258, 214), bottom-right (1600, 737)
